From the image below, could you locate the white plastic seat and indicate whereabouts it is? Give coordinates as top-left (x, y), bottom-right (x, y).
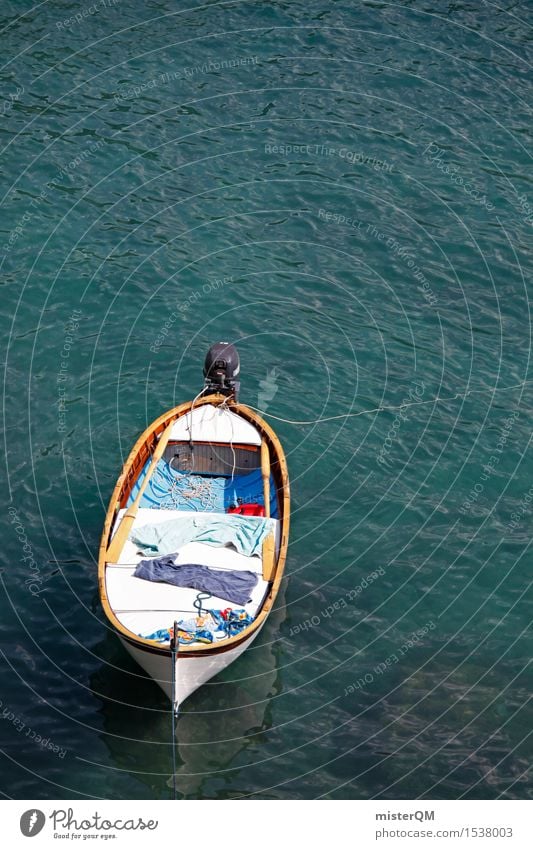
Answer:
top-left (106, 565), bottom-right (268, 615)
top-left (168, 404), bottom-right (261, 445)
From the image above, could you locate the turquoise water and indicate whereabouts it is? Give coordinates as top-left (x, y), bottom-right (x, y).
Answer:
top-left (1, 0), bottom-right (532, 800)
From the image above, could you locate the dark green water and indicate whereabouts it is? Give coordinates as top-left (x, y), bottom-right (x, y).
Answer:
top-left (1, 0), bottom-right (532, 800)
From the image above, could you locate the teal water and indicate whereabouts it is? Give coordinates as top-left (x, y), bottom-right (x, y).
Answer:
top-left (1, 0), bottom-right (532, 800)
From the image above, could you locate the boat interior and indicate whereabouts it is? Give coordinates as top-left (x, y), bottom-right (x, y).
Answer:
top-left (105, 404), bottom-right (281, 646)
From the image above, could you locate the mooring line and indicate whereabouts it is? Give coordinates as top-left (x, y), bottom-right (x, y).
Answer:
top-left (245, 378), bottom-right (533, 426)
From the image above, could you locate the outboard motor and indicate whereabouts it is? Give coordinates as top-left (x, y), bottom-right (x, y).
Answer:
top-left (202, 342), bottom-right (240, 401)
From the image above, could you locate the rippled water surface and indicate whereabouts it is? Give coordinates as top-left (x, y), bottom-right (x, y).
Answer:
top-left (1, 0), bottom-right (532, 799)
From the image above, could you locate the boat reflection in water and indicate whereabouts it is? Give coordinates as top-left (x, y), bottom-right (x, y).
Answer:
top-left (90, 582), bottom-right (286, 799)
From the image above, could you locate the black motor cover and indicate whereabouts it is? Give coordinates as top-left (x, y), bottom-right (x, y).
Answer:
top-left (202, 342), bottom-right (240, 399)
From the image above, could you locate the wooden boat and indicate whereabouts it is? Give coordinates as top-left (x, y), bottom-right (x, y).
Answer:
top-left (98, 343), bottom-right (290, 711)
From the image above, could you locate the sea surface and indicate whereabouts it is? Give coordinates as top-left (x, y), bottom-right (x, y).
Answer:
top-left (1, 0), bottom-right (532, 800)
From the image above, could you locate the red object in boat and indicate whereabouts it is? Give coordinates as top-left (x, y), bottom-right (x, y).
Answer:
top-left (227, 502), bottom-right (265, 517)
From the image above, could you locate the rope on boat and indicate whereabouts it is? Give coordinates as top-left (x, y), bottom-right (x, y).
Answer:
top-left (186, 387), bottom-right (206, 474)
top-left (244, 378), bottom-right (533, 426)
top-left (163, 474), bottom-right (218, 512)
top-left (170, 620), bottom-right (179, 801)
top-left (221, 401), bottom-right (238, 482)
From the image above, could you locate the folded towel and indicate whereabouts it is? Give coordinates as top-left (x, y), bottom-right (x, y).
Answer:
top-left (130, 514), bottom-right (275, 558)
top-left (134, 556), bottom-right (258, 606)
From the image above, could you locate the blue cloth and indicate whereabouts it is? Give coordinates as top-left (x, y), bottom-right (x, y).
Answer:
top-left (127, 460), bottom-right (278, 517)
top-left (134, 556), bottom-right (258, 606)
top-left (140, 608), bottom-right (254, 644)
top-left (139, 624), bottom-right (216, 645)
top-left (130, 513), bottom-right (275, 558)
top-left (209, 608), bottom-right (254, 637)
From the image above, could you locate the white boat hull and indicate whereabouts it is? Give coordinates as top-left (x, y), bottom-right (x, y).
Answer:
top-left (120, 619), bottom-right (266, 709)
